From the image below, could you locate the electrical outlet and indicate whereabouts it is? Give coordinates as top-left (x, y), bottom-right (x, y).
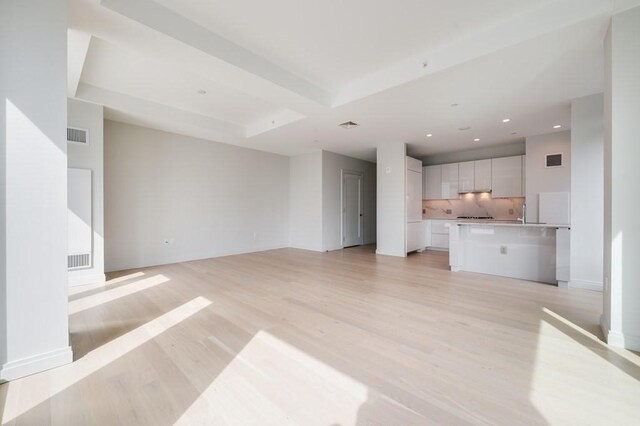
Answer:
top-left (509, 209), bottom-right (514, 215)
top-left (422, 209), bottom-right (426, 214)
top-left (253, 231), bottom-right (257, 241)
top-left (446, 209), bottom-right (452, 214)
top-left (500, 245), bottom-right (508, 255)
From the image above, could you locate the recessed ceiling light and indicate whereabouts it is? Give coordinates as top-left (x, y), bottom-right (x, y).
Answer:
top-left (553, 124), bottom-right (562, 129)
top-left (511, 132), bottom-right (518, 135)
top-left (339, 121), bottom-right (359, 129)
top-left (451, 103), bottom-right (459, 107)
top-left (474, 138), bottom-right (480, 142)
top-left (458, 126), bottom-right (471, 131)
top-left (197, 89), bottom-right (207, 95)
top-left (426, 133), bottom-right (433, 138)
top-left (502, 118), bottom-right (511, 123)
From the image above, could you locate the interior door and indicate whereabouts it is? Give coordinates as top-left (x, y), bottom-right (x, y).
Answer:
top-left (342, 171), bottom-right (364, 248)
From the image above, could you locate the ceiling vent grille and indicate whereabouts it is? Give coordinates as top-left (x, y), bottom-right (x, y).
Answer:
top-left (68, 253), bottom-right (91, 270)
top-left (67, 127), bottom-right (89, 145)
top-left (545, 153), bottom-right (563, 168)
top-left (339, 121), bottom-right (359, 129)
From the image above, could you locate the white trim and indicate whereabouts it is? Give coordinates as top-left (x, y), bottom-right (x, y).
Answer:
top-left (68, 272), bottom-right (106, 287)
top-left (106, 245), bottom-right (290, 273)
top-left (0, 346), bottom-right (73, 382)
top-left (375, 249), bottom-right (407, 257)
top-left (569, 279), bottom-right (603, 292)
top-left (600, 315), bottom-right (640, 351)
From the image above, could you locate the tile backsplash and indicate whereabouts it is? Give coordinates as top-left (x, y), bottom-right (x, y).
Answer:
top-left (423, 194), bottom-right (525, 220)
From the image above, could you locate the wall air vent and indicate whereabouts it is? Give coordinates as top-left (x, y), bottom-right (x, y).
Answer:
top-left (67, 127), bottom-right (89, 144)
top-left (545, 153), bottom-right (563, 168)
top-left (339, 121), bottom-right (359, 129)
top-left (68, 253), bottom-right (91, 270)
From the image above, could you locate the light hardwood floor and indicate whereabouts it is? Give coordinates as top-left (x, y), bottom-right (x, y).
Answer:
top-left (1, 246), bottom-right (639, 425)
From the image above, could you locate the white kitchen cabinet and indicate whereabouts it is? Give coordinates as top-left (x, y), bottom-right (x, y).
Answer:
top-left (423, 165), bottom-right (442, 200)
top-left (425, 219), bottom-right (455, 250)
top-left (406, 157), bottom-right (423, 253)
top-left (441, 163), bottom-right (459, 199)
top-left (406, 167), bottom-right (422, 222)
top-left (407, 222), bottom-right (424, 252)
top-left (491, 155), bottom-right (523, 198)
top-left (474, 159), bottom-right (492, 192)
top-left (458, 161), bottom-right (475, 193)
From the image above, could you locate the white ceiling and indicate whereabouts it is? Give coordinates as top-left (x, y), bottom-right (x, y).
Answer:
top-left (69, 0), bottom-right (640, 162)
top-left (151, 0), bottom-right (552, 90)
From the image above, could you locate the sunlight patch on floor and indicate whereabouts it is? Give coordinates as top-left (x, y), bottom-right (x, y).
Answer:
top-left (1, 297), bottom-right (211, 425)
top-left (530, 308), bottom-right (640, 425)
top-left (175, 330), bottom-right (369, 425)
top-left (68, 274), bottom-right (168, 315)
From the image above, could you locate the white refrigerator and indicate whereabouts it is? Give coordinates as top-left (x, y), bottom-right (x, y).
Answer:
top-left (406, 157), bottom-right (424, 253)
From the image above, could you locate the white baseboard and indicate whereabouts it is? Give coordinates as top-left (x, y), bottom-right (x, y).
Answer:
top-left (68, 272), bottom-right (106, 287)
top-left (0, 346), bottom-right (73, 382)
top-left (569, 279), bottom-right (603, 292)
top-left (375, 249), bottom-right (406, 257)
top-left (106, 244), bottom-right (290, 273)
top-left (600, 315), bottom-right (640, 351)
top-left (288, 245), bottom-right (324, 252)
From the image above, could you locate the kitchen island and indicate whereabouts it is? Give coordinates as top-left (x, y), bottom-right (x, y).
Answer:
top-left (449, 222), bottom-right (570, 285)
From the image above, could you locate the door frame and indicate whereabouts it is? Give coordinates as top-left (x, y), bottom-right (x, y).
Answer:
top-left (341, 169), bottom-right (364, 248)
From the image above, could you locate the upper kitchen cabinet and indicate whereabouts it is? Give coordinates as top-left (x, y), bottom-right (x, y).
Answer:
top-left (492, 155), bottom-right (524, 197)
top-left (458, 161), bottom-right (475, 193)
top-left (423, 165), bottom-right (442, 200)
top-left (474, 159), bottom-right (492, 192)
top-left (458, 159), bottom-right (492, 194)
top-left (441, 163), bottom-right (459, 199)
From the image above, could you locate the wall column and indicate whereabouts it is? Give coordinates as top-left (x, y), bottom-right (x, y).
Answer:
top-left (0, 0), bottom-right (72, 380)
top-left (602, 6), bottom-right (640, 350)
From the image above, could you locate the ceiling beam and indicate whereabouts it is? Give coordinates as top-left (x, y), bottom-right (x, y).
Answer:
top-left (67, 29), bottom-right (92, 98)
top-left (76, 83), bottom-right (246, 143)
top-left (100, 0), bottom-right (332, 112)
top-left (334, 0), bottom-right (613, 106)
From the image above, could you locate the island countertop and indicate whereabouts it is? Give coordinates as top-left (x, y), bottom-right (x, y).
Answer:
top-left (455, 221), bottom-right (570, 228)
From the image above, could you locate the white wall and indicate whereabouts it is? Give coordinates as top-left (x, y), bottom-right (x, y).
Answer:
top-left (0, 0), bottom-right (72, 380)
top-left (104, 121), bottom-right (289, 271)
top-left (525, 131), bottom-right (571, 223)
top-left (603, 6), bottom-right (640, 351)
top-left (68, 98), bottom-right (105, 286)
top-left (322, 151), bottom-right (376, 251)
top-left (289, 151), bottom-right (323, 251)
top-left (570, 94), bottom-right (604, 291)
top-left (376, 143), bottom-right (406, 257)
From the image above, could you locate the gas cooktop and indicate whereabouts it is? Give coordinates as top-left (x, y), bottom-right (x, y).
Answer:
top-left (456, 216), bottom-right (494, 220)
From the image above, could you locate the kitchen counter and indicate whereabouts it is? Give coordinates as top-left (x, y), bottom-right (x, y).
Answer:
top-left (456, 221), bottom-right (570, 228)
top-left (449, 221), bottom-right (570, 285)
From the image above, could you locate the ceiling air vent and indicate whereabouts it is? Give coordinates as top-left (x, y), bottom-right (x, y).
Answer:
top-left (67, 127), bottom-right (89, 145)
top-left (339, 121), bottom-right (359, 129)
top-left (545, 153), bottom-right (563, 168)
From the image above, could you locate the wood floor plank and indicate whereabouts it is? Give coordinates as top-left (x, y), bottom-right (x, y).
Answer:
top-left (1, 246), bottom-right (638, 425)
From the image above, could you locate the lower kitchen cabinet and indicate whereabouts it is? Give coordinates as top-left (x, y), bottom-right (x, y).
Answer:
top-left (424, 219), bottom-right (455, 250)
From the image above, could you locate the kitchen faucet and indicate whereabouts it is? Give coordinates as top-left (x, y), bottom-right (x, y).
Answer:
top-left (517, 203), bottom-right (527, 224)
